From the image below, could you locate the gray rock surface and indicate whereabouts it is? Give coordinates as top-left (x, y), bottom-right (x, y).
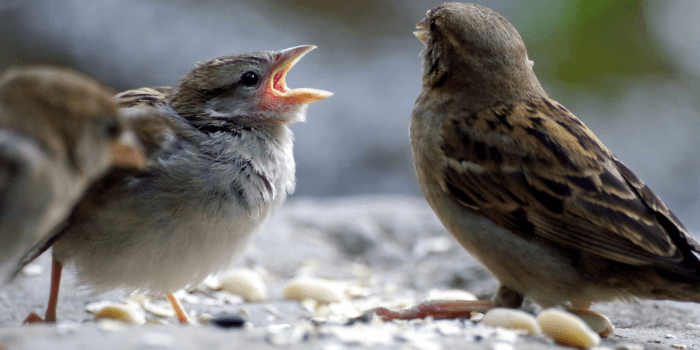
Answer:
top-left (1, 196), bottom-right (699, 349)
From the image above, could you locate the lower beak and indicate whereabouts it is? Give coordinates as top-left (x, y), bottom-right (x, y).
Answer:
top-left (268, 45), bottom-right (333, 104)
top-left (414, 19), bottom-right (430, 45)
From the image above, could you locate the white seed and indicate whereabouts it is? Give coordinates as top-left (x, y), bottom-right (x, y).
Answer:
top-left (219, 269), bottom-right (267, 302)
top-left (481, 308), bottom-right (540, 335)
top-left (282, 277), bottom-right (345, 303)
top-left (143, 300), bottom-right (176, 318)
top-left (568, 309), bottom-right (614, 337)
top-left (537, 309), bottom-right (600, 348)
top-left (425, 288), bottom-right (478, 301)
top-left (20, 263), bottom-right (43, 276)
top-left (94, 304), bottom-right (146, 325)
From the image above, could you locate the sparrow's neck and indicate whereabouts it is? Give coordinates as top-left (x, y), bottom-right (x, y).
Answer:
top-left (423, 48), bottom-right (547, 110)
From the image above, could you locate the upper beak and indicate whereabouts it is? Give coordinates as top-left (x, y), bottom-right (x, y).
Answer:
top-left (414, 19), bottom-right (429, 45)
top-left (268, 45), bottom-right (333, 104)
top-left (109, 130), bottom-right (146, 169)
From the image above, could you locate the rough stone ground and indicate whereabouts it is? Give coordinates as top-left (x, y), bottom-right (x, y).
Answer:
top-left (1, 196), bottom-right (699, 349)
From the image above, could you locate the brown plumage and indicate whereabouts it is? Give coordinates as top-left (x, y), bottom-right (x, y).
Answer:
top-left (388, 2), bottom-right (700, 321)
top-left (0, 67), bottom-right (144, 272)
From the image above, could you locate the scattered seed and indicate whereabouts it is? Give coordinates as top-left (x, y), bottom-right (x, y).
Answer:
top-left (283, 277), bottom-right (345, 303)
top-left (426, 288), bottom-right (478, 302)
top-left (481, 308), bottom-right (540, 335)
top-left (219, 269), bottom-right (267, 302)
top-left (209, 315), bottom-right (247, 329)
top-left (567, 309), bottom-right (614, 337)
top-left (20, 263), bottom-right (43, 276)
top-left (537, 309), bottom-right (599, 348)
top-left (94, 304), bottom-right (146, 325)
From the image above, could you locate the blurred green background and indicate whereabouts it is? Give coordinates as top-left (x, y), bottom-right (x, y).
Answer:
top-left (2, 0), bottom-right (700, 230)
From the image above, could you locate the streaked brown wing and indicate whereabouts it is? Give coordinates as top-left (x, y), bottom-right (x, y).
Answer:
top-left (440, 96), bottom-right (699, 273)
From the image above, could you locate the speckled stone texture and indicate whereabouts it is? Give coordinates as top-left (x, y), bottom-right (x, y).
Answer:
top-left (1, 196), bottom-right (698, 349)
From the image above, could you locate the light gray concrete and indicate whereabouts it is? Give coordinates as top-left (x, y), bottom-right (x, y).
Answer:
top-left (1, 196), bottom-right (698, 349)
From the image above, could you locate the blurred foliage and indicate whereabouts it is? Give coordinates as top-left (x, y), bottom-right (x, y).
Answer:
top-left (516, 0), bottom-right (676, 90)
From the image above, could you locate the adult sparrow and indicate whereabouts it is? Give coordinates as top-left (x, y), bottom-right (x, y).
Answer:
top-left (0, 67), bottom-right (144, 273)
top-left (378, 2), bottom-right (700, 323)
top-left (18, 45), bottom-right (332, 324)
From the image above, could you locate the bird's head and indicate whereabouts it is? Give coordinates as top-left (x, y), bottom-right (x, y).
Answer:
top-left (171, 45), bottom-right (332, 130)
top-left (0, 67), bottom-right (145, 180)
top-left (413, 3), bottom-right (544, 105)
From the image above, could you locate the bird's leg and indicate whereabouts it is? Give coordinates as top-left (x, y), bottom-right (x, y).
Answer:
top-left (167, 294), bottom-right (191, 324)
top-left (567, 301), bottom-right (614, 337)
top-left (375, 299), bottom-right (494, 321)
top-left (23, 259), bottom-right (63, 324)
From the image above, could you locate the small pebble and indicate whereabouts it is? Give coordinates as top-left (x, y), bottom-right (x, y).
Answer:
top-left (537, 309), bottom-right (600, 348)
top-left (481, 308), bottom-right (540, 335)
top-left (94, 304), bottom-right (146, 325)
top-left (208, 315), bottom-right (246, 329)
top-left (219, 269), bottom-right (267, 302)
top-left (283, 277), bottom-right (345, 303)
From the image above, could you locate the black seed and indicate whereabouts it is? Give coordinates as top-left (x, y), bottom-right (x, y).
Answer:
top-left (209, 315), bottom-right (246, 329)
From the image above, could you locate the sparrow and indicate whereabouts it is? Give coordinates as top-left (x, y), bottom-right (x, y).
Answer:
top-left (18, 45), bottom-right (332, 324)
top-left (377, 2), bottom-right (700, 324)
top-left (0, 67), bottom-right (144, 274)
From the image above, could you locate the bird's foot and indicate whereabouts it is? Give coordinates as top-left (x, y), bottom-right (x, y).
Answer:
top-left (22, 312), bottom-right (52, 324)
top-left (375, 300), bottom-right (494, 321)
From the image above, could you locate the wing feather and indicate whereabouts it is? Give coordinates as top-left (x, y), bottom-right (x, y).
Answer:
top-left (440, 97), bottom-right (699, 274)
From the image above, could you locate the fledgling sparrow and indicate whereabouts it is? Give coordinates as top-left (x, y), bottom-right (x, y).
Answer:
top-left (0, 67), bottom-right (144, 274)
top-left (18, 46), bottom-right (332, 324)
top-left (378, 2), bottom-right (700, 325)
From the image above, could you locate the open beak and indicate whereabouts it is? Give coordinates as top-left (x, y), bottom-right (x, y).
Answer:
top-left (414, 19), bottom-right (430, 45)
top-left (109, 131), bottom-right (146, 169)
top-left (268, 45), bottom-right (333, 104)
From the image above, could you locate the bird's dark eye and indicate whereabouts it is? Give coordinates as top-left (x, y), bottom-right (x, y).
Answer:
top-left (430, 19), bottom-right (436, 31)
top-left (240, 71), bottom-right (259, 87)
